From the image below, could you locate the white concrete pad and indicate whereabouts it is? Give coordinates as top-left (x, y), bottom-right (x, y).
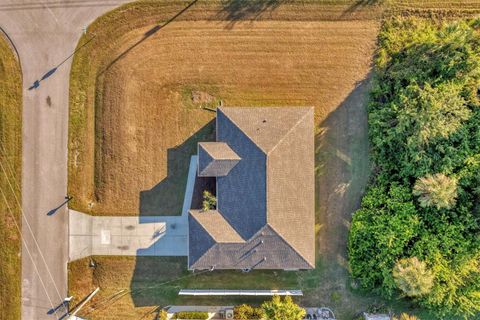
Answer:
top-left (68, 156), bottom-right (197, 260)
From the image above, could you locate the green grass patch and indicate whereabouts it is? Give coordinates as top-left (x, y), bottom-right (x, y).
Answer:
top-left (0, 32), bottom-right (22, 320)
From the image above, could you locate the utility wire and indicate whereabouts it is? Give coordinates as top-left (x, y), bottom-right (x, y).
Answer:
top-left (0, 188), bottom-right (59, 320)
top-left (0, 146), bottom-right (64, 303)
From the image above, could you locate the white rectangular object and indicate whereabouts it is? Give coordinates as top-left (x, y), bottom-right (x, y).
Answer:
top-left (178, 289), bottom-right (303, 296)
top-left (100, 230), bottom-right (111, 244)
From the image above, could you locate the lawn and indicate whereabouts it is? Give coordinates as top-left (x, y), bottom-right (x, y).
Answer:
top-left (67, 1), bottom-right (480, 319)
top-left (0, 32), bottom-right (22, 320)
top-left (68, 0), bottom-right (381, 216)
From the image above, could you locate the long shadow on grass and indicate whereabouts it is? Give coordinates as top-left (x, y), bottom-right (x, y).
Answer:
top-left (307, 74), bottom-right (376, 315)
top-left (341, 0), bottom-right (385, 18)
top-left (314, 73), bottom-right (372, 268)
top-left (98, 0), bottom-right (199, 76)
top-left (130, 256), bottom-right (301, 308)
top-left (216, 0), bottom-right (286, 29)
top-left (139, 120), bottom-right (215, 216)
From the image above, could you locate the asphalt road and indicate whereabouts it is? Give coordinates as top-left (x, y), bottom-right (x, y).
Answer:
top-left (0, 1), bottom-right (129, 318)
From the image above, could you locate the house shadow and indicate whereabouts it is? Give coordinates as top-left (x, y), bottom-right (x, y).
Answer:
top-left (311, 72), bottom-right (372, 296)
top-left (216, 0), bottom-right (286, 29)
top-left (129, 74), bottom-right (374, 309)
top-left (139, 120), bottom-right (215, 216)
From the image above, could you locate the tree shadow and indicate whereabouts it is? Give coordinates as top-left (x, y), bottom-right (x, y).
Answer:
top-left (139, 120), bottom-right (215, 216)
top-left (341, 0), bottom-right (385, 18)
top-left (99, 0), bottom-right (199, 75)
top-left (216, 0), bottom-right (286, 29)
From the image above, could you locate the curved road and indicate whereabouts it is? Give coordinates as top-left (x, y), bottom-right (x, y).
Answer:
top-left (0, 1), bottom-right (129, 318)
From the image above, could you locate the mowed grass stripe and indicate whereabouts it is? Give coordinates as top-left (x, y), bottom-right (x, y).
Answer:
top-left (71, 17), bottom-right (378, 215)
top-left (0, 33), bottom-right (22, 320)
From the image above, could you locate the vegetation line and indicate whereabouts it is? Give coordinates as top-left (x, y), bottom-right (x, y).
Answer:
top-left (0, 32), bottom-right (22, 320)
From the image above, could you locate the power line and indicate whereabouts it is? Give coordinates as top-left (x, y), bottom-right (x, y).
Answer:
top-left (0, 188), bottom-right (59, 320)
top-left (0, 146), bottom-right (64, 303)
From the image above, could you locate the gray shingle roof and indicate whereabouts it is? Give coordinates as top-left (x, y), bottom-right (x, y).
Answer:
top-left (189, 106), bottom-right (315, 270)
top-left (189, 225), bottom-right (312, 270)
top-left (198, 142), bottom-right (241, 177)
top-left (190, 210), bottom-right (243, 243)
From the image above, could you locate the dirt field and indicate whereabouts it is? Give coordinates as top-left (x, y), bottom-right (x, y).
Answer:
top-left (0, 32), bottom-right (22, 320)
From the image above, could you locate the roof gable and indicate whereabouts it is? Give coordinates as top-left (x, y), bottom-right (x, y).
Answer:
top-left (218, 107), bottom-right (313, 153)
top-left (189, 225), bottom-right (312, 270)
top-left (190, 210), bottom-right (244, 243)
top-left (198, 142), bottom-right (241, 177)
top-left (188, 215), bottom-right (216, 265)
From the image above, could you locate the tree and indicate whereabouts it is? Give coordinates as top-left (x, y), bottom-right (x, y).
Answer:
top-left (261, 296), bottom-right (305, 320)
top-left (413, 173), bottom-right (458, 209)
top-left (234, 304), bottom-right (264, 320)
top-left (393, 257), bottom-right (434, 297)
top-left (202, 190), bottom-right (216, 211)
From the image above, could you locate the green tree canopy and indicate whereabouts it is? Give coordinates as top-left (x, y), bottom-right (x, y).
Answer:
top-left (349, 17), bottom-right (480, 318)
top-left (261, 296), bottom-right (305, 320)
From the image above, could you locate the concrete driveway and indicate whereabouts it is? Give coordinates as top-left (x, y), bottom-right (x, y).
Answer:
top-left (0, 1), bottom-right (130, 319)
top-left (69, 155), bottom-right (197, 260)
top-left (69, 211), bottom-right (188, 259)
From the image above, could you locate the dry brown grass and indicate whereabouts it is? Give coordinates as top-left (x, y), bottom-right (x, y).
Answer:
top-left (68, 1), bottom-right (381, 318)
top-left (0, 32), bottom-right (22, 320)
top-left (68, 1), bottom-right (480, 319)
top-left (69, 0), bottom-right (380, 215)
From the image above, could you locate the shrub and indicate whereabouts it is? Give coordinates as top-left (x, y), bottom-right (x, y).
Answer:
top-left (234, 304), bottom-right (264, 319)
top-left (158, 309), bottom-right (168, 320)
top-left (392, 314), bottom-right (418, 320)
top-left (173, 311), bottom-right (209, 319)
top-left (202, 190), bottom-right (216, 211)
top-left (261, 296), bottom-right (305, 320)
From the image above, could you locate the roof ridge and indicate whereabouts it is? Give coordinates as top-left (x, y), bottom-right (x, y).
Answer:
top-left (266, 224), bottom-right (315, 268)
top-left (218, 107), bottom-right (268, 155)
top-left (267, 108), bottom-right (312, 156)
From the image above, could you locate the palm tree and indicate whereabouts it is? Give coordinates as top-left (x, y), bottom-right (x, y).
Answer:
top-left (413, 173), bottom-right (457, 209)
top-left (393, 257), bottom-right (434, 297)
